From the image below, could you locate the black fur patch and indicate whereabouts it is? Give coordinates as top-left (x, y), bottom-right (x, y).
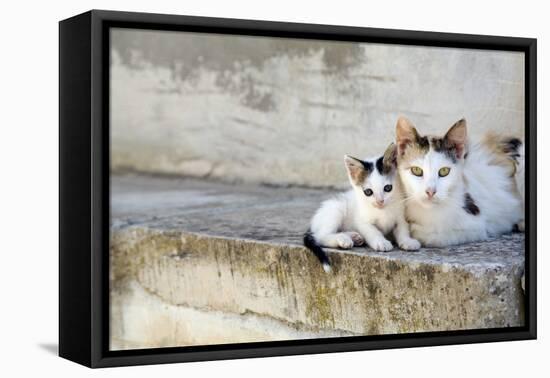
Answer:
top-left (415, 132), bottom-right (430, 151)
top-left (431, 137), bottom-right (458, 162)
top-left (376, 155), bottom-right (395, 175)
top-left (463, 193), bottom-right (480, 216)
top-left (361, 160), bottom-right (374, 174)
top-left (375, 156), bottom-right (384, 174)
top-left (398, 128), bottom-right (429, 157)
top-left (501, 137), bottom-right (522, 162)
top-left (418, 137), bottom-right (430, 150)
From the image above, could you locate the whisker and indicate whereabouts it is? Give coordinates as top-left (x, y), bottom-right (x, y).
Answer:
top-left (393, 195), bottom-right (415, 205)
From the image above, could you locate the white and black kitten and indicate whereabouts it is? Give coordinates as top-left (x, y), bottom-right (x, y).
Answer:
top-left (304, 143), bottom-right (420, 272)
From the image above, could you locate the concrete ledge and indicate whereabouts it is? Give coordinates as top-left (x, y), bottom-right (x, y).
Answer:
top-left (110, 174), bottom-right (525, 349)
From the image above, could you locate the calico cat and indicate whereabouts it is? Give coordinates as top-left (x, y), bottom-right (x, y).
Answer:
top-left (395, 116), bottom-right (523, 247)
top-left (304, 143), bottom-right (420, 272)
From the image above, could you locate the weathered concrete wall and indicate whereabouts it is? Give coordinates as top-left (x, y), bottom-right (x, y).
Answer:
top-left (110, 280), bottom-right (353, 350)
top-left (110, 28), bottom-right (525, 187)
top-left (112, 229), bottom-right (524, 323)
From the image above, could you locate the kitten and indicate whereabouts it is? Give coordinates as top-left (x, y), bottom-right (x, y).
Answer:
top-left (395, 116), bottom-right (523, 247)
top-left (304, 143), bottom-right (420, 272)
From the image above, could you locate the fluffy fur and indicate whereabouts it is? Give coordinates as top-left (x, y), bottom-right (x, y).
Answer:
top-left (304, 144), bottom-right (420, 272)
top-left (515, 141), bottom-right (525, 230)
top-left (483, 132), bottom-right (525, 230)
top-left (395, 116), bottom-right (523, 247)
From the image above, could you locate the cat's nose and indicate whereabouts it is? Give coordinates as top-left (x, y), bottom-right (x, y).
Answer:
top-left (426, 188), bottom-right (437, 199)
top-left (376, 199), bottom-right (385, 207)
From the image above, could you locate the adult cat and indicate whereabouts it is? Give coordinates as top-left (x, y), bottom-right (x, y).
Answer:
top-left (395, 116), bottom-right (523, 247)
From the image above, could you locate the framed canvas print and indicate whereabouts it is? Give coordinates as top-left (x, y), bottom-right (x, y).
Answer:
top-left (59, 10), bottom-right (537, 368)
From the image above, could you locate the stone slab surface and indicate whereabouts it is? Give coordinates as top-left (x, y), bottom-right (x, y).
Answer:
top-left (112, 174), bottom-right (524, 273)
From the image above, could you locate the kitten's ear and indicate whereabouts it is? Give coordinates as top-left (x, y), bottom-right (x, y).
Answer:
top-left (396, 116), bottom-right (419, 156)
top-left (382, 143), bottom-right (398, 172)
top-left (344, 155), bottom-right (370, 185)
top-left (444, 118), bottom-right (467, 159)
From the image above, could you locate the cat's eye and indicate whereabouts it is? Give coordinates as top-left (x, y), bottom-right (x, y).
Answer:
top-left (364, 188), bottom-right (373, 196)
top-left (438, 167), bottom-right (451, 177)
top-left (410, 166), bottom-right (423, 177)
top-left (384, 185), bottom-right (393, 192)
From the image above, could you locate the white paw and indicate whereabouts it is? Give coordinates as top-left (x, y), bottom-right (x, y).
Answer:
top-left (346, 232), bottom-right (365, 246)
top-left (336, 234), bottom-right (354, 249)
top-left (370, 238), bottom-right (393, 252)
top-left (399, 237), bottom-right (421, 251)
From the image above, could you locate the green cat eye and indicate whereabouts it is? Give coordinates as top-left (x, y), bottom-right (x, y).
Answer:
top-left (438, 167), bottom-right (451, 177)
top-left (410, 166), bottom-right (423, 177)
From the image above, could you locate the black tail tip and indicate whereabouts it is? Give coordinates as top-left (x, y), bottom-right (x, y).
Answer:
top-left (303, 230), bottom-right (332, 273)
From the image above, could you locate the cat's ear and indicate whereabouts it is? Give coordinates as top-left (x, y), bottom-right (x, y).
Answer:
top-left (444, 118), bottom-right (467, 159)
top-left (396, 116), bottom-right (419, 156)
top-left (382, 143), bottom-right (397, 173)
top-left (344, 155), bottom-right (371, 185)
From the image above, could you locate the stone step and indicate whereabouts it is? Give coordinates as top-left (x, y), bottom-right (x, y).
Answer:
top-left (110, 174), bottom-right (525, 350)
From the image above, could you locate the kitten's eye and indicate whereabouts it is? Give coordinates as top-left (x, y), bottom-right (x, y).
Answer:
top-left (364, 188), bottom-right (373, 196)
top-left (438, 167), bottom-right (451, 177)
top-left (384, 185), bottom-right (393, 192)
top-left (410, 166), bottom-right (423, 177)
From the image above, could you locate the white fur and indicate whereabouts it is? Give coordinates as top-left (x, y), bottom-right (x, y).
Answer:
top-left (399, 142), bottom-right (522, 246)
top-left (309, 156), bottom-right (420, 252)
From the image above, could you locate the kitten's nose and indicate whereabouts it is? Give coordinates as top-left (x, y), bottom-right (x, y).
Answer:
top-left (426, 188), bottom-right (437, 199)
top-left (376, 199), bottom-right (385, 207)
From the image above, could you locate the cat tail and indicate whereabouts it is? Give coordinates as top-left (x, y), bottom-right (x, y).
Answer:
top-left (510, 139), bottom-right (525, 231)
top-left (303, 230), bottom-right (332, 273)
top-left (492, 135), bottom-right (525, 198)
top-left (483, 133), bottom-right (525, 231)
top-left (482, 133), bottom-right (523, 177)
top-left (507, 138), bottom-right (525, 191)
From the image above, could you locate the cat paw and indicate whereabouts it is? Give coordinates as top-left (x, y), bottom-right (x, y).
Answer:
top-left (345, 232), bottom-right (365, 246)
top-left (370, 238), bottom-right (393, 252)
top-left (336, 234), bottom-right (354, 249)
top-left (399, 238), bottom-right (421, 251)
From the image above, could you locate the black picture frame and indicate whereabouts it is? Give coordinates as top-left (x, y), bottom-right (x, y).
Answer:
top-left (59, 9), bottom-right (537, 368)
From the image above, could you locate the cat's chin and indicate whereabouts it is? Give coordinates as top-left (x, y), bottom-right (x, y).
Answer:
top-left (417, 198), bottom-right (439, 208)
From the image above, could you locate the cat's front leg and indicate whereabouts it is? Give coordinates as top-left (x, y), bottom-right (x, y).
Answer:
top-left (317, 233), bottom-right (354, 249)
top-left (394, 216), bottom-right (421, 251)
top-left (356, 223), bottom-right (393, 252)
top-left (410, 222), bottom-right (444, 247)
top-left (410, 224), bottom-right (459, 247)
